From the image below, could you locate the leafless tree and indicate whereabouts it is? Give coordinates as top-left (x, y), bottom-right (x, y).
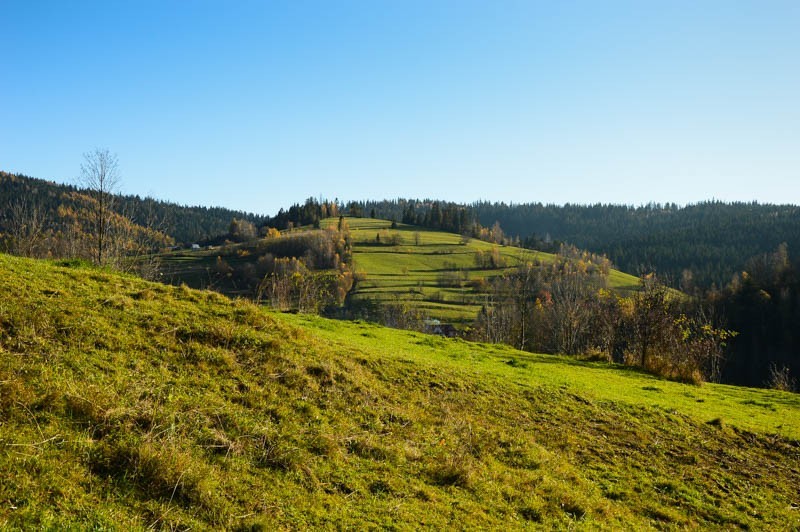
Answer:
top-left (6, 197), bottom-right (45, 257)
top-left (550, 270), bottom-right (593, 355)
top-left (133, 197), bottom-right (172, 280)
top-left (79, 148), bottom-right (120, 266)
top-left (474, 292), bottom-right (517, 345)
top-left (507, 261), bottom-right (542, 350)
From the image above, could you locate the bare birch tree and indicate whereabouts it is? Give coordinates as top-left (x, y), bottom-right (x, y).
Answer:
top-left (79, 148), bottom-right (120, 266)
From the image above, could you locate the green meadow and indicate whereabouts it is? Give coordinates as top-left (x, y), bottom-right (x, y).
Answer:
top-left (1, 253), bottom-right (798, 529)
top-left (156, 217), bottom-right (642, 325)
top-left (329, 217), bottom-right (641, 324)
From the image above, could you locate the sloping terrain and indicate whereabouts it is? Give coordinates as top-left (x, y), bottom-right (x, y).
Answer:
top-left (470, 201), bottom-right (800, 289)
top-left (334, 218), bottom-right (641, 324)
top-left (0, 171), bottom-right (266, 245)
top-left (156, 217), bottom-right (642, 323)
top-left (0, 253), bottom-right (798, 529)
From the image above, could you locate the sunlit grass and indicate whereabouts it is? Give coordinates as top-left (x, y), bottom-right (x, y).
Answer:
top-left (2, 253), bottom-right (796, 529)
top-left (327, 217), bottom-right (641, 323)
top-left (157, 217), bottom-right (642, 324)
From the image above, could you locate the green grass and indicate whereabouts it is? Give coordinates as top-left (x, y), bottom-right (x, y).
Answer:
top-left (328, 217), bottom-right (641, 324)
top-left (288, 314), bottom-right (800, 440)
top-left (1, 253), bottom-right (798, 529)
top-left (157, 217), bottom-right (642, 325)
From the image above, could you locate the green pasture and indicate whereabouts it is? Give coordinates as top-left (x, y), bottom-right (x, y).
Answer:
top-left (326, 217), bottom-right (641, 324)
top-left (155, 217), bottom-right (666, 324)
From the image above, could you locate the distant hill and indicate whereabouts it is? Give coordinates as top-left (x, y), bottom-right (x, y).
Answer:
top-left (349, 199), bottom-right (800, 289)
top-left (1, 252), bottom-right (798, 528)
top-left (324, 217), bottom-right (640, 325)
top-left (158, 217), bottom-right (642, 326)
top-left (0, 171), bottom-right (267, 245)
top-left (7, 175), bottom-right (799, 287)
top-left (471, 201), bottom-right (800, 289)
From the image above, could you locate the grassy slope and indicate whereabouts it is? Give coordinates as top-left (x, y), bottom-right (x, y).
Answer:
top-left (330, 218), bottom-right (641, 324)
top-left (157, 217), bottom-right (640, 324)
top-left (1, 253), bottom-right (798, 529)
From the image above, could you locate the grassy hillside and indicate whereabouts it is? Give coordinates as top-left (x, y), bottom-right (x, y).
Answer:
top-left (158, 217), bottom-right (641, 324)
top-left (335, 217), bottom-right (640, 324)
top-left (0, 253), bottom-right (798, 529)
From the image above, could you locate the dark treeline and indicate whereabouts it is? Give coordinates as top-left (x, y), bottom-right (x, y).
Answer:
top-left (0, 172), bottom-right (266, 244)
top-left (267, 198), bottom-right (477, 237)
top-left (708, 244), bottom-right (799, 389)
top-left (358, 199), bottom-right (475, 236)
top-left (268, 198), bottom-right (515, 245)
top-left (471, 201), bottom-right (800, 290)
top-left (268, 198), bottom-right (342, 230)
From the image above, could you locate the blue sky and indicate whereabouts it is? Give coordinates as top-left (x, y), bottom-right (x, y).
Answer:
top-left (2, 0), bottom-right (798, 215)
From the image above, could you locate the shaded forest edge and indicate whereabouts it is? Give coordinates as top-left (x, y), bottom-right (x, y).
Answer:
top-left (351, 198), bottom-right (800, 290)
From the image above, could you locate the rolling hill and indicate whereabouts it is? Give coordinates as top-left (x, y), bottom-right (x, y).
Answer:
top-left (158, 217), bottom-right (642, 326)
top-left (1, 252), bottom-right (798, 529)
top-left (353, 199), bottom-right (800, 289)
top-left (333, 217), bottom-right (640, 324)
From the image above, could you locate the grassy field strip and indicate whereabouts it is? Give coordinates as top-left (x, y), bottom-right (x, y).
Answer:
top-left (286, 313), bottom-right (800, 440)
top-left (157, 217), bottom-right (642, 324)
top-left (331, 217), bottom-right (642, 323)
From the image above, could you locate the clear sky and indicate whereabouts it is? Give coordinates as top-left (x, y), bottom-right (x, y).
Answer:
top-left (2, 0), bottom-right (799, 215)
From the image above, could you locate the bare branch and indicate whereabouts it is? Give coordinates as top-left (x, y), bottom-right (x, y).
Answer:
top-left (78, 148), bottom-right (121, 265)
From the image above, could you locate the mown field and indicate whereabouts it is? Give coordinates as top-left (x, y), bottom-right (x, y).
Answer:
top-left (329, 217), bottom-right (641, 324)
top-left (1, 253), bottom-right (798, 529)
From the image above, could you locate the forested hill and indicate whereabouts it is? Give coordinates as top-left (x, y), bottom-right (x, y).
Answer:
top-left (472, 201), bottom-right (800, 288)
top-left (348, 199), bottom-right (800, 289)
top-left (0, 171), bottom-right (266, 244)
top-left (7, 170), bottom-right (800, 288)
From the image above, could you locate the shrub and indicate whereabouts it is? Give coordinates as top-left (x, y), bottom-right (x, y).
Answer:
top-left (767, 363), bottom-right (796, 392)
